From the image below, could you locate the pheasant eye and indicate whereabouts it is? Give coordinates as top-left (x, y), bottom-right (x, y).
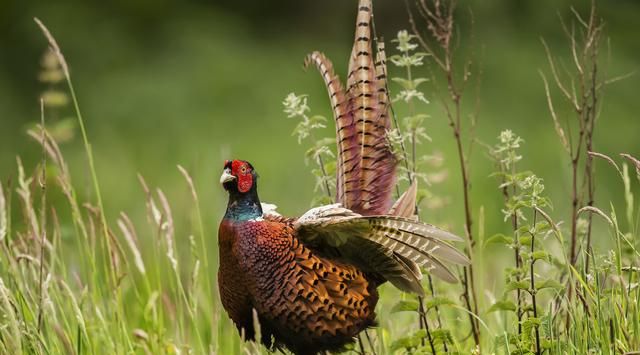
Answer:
top-left (241, 165), bottom-right (247, 174)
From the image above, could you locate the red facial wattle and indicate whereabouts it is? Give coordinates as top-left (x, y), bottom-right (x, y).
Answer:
top-left (231, 160), bottom-right (253, 193)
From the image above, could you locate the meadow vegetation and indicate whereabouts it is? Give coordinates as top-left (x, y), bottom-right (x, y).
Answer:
top-left (0, 1), bottom-right (638, 354)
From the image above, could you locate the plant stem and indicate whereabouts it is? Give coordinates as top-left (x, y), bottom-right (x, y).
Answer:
top-left (37, 99), bottom-right (47, 333)
top-left (405, 0), bottom-right (481, 344)
top-left (357, 334), bottom-right (366, 355)
top-left (305, 113), bottom-right (333, 200)
top-left (317, 155), bottom-right (332, 199)
top-left (420, 296), bottom-right (437, 354)
top-left (529, 210), bottom-right (541, 355)
top-left (450, 50), bottom-right (481, 352)
top-left (501, 176), bottom-right (523, 335)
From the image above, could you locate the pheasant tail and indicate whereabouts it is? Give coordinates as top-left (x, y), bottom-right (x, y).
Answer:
top-left (347, 0), bottom-right (396, 216)
top-left (304, 52), bottom-right (361, 207)
top-left (307, 0), bottom-right (396, 216)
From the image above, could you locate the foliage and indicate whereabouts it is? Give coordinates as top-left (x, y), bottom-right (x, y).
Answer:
top-left (283, 92), bottom-right (336, 205)
top-left (0, 2), bottom-right (638, 355)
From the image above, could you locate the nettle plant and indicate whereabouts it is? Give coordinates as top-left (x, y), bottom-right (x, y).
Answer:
top-left (388, 30), bottom-right (434, 192)
top-left (487, 130), bottom-right (563, 354)
top-left (485, 129), bottom-right (640, 354)
top-left (283, 93), bottom-right (336, 206)
top-left (387, 30), bottom-right (457, 354)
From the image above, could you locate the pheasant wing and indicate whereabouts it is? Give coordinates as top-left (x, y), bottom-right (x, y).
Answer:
top-left (294, 204), bottom-right (470, 294)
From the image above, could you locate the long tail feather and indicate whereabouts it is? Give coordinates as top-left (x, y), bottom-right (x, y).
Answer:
top-left (304, 52), bottom-right (361, 205)
top-left (306, 0), bottom-right (396, 216)
top-left (346, 0), bottom-right (396, 216)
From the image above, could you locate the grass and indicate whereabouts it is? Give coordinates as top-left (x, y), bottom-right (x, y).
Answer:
top-left (0, 2), bottom-right (639, 354)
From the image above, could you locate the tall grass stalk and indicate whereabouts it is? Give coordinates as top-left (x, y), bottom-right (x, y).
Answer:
top-left (34, 18), bottom-right (138, 352)
top-left (405, 0), bottom-right (481, 346)
top-left (0, 5), bottom-right (635, 355)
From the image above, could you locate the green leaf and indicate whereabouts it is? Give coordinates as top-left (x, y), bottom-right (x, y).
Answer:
top-left (484, 233), bottom-right (514, 247)
top-left (541, 338), bottom-right (554, 350)
top-left (391, 77), bottom-right (414, 90)
top-left (533, 221), bottom-right (551, 233)
top-left (488, 300), bottom-right (517, 313)
top-left (323, 160), bottom-right (336, 175)
top-left (426, 297), bottom-right (455, 310)
top-left (505, 280), bottom-right (530, 292)
top-left (519, 235), bottom-right (532, 247)
top-left (413, 78), bottom-right (429, 88)
top-left (536, 279), bottom-right (564, 291)
top-left (531, 251), bottom-right (550, 262)
top-left (342, 342), bottom-right (355, 351)
top-left (522, 317), bottom-right (541, 330)
top-left (494, 332), bottom-right (518, 350)
top-left (506, 267), bottom-right (526, 279)
top-left (314, 137), bottom-right (334, 148)
top-left (430, 329), bottom-right (453, 346)
top-left (416, 188), bottom-right (430, 205)
top-left (308, 115), bottom-right (327, 123)
top-left (401, 114), bottom-right (430, 133)
top-left (391, 300), bottom-right (419, 313)
top-left (390, 329), bottom-right (427, 351)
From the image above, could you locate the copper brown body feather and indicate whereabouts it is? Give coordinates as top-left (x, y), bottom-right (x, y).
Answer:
top-left (219, 215), bottom-right (378, 354)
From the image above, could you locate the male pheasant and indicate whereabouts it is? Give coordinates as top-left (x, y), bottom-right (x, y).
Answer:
top-left (217, 1), bottom-right (469, 354)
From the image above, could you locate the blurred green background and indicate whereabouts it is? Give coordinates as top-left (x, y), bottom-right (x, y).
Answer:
top-left (1, 0), bottom-right (639, 279)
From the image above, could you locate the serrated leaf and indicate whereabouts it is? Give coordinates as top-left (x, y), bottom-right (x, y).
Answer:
top-left (391, 77), bottom-right (414, 90)
top-left (403, 114), bottom-right (429, 130)
top-left (413, 78), bottom-right (429, 88)
top-left (520, 317), bottom-right (541, 344)
top-left (516, 224), bottom-right (532, 235)
top-left (521, 304), bottom-right (534, 313)
top-left (308, 115), bottom-right (327, 122)
top-left (426, 297), bottom-right (455, 310)
top-left (488, 300), bottom-right (517, 313)
top-left (494, 333), bottom-right (519, 349)
top-left (533, 221), bottom-right (551, 232)
top-left (416, 188), bottom-right (430, 205)
top-left (390, 300), bottom-right (419, 313)
top-left (323, 160), bottom-right (336, 175)
top-left (390, 329), bottom-right (427, 351)
top-left (541, 338), bottom-right (554, 350)
top-left (506, 280), bottom-right (530, 292)
top-left (536, 279), bottom-right (564, 291)
top-left (531, 251), bottom-right (550, 262)
top-left (484, 233), bottom-right (514, 247)
top-left (506, 267), bottom-right (526, 280)
top-left (520, 235), bottom-right (532, 247)
top-left (430, 329), bottom-right (453, 346)
top-left (314, 137), bottom-right (334, 148)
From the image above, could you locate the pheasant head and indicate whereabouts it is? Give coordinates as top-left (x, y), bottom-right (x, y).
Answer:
top-left (220, 159), bottom-right (262, 220)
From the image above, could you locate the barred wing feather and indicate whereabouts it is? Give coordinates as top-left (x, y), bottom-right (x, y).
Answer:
top-left (294, 204), bottom-right (470, 294)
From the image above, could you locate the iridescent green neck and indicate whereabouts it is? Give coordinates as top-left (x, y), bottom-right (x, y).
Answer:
top-left (224, 189), bottom-right (262, 221)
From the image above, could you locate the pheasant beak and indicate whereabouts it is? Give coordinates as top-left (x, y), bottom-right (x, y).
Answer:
top-left (220, 168), bottom-right (236, 184)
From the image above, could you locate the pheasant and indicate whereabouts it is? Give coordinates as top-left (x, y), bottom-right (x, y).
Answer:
top-left (217, 1), bottom-right (469, 354)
